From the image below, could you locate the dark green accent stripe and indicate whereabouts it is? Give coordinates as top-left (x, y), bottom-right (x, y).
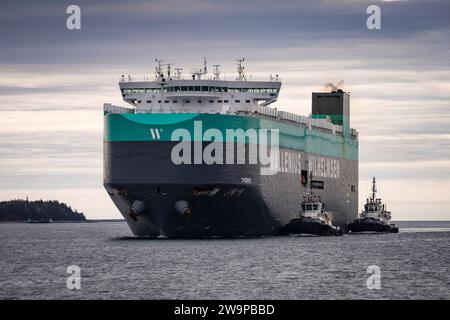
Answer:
top-left (104, 113), bottom-right (358, 161)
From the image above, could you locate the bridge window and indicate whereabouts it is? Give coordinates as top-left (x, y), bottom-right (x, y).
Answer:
top-left (173, 100), bottom-right (178, 103)
top-left (164, 100), bottom-right (169, 103)
top-left (209, 100), bottom-right (214, 103)
top-left (210, 86), bottom-right (215, 92)
top-left (224, 100), bottom-right (229, 103)
top-left (194, 86), bottom-right (201, 91)
top-left (218, 100), bottom-right (222, 103)
top-left (202, 86), bottom-right (209, 91)
top-left (188, 86), bottom-right (194, 91)
top-left (146, 100), bottom-right (151, 103)
top-left (185, 100), bottom-right (190, 104)
top-left (245, 100), bottom-right (251, 103)
top-left (235, 100), bottom-right (240, 103)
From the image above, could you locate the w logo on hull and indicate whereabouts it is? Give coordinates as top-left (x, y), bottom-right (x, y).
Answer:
top-left (150, 128), bottom-right (161, 140)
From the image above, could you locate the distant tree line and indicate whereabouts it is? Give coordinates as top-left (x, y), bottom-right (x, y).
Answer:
top-left (0, 199), bottom-right (87, 222)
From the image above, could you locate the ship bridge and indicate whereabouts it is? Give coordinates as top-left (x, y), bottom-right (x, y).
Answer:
top-left (105, 59), bottom-right (358, 140)
top-left (118, 59), bottom-right (281, 114)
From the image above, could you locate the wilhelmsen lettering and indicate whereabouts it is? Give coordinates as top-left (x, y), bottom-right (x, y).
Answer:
top-left (308, 155), bottom-right (340, 179)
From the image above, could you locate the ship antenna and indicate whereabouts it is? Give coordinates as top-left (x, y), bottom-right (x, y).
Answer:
top-left (372, 177), bottom-right (377, 201)
top-left (164, 63), bottom-right (174, 79)
top-left (155, 58), bottom-right (164, 80)
top-left (192, 58), bottom-right (208, 80)
top-left (237, 58), bottom-right (246, 81)
top-left (174, 68), bottom-right (183, 80)
top-left (213, 64), bottom-right (221, 80)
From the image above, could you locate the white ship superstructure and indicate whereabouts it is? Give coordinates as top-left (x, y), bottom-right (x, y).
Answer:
top-left (118, 58), bottom-right (281, 115)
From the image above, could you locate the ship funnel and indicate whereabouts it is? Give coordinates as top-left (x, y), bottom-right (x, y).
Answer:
top-left (312, 84), bottom-right (350, 135)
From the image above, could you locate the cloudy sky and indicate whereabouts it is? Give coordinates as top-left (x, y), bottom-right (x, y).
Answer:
top-left (0, 0), bottom-right (449, 219)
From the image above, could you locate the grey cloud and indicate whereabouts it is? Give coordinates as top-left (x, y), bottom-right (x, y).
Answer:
top-left (1, 0), bottom-right (450, 65)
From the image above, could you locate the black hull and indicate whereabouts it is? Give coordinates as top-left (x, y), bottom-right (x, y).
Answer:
top-left (104, 141), bottom-right (358, 237)
top-left (281, 218), bottom-right (342, 236)
top-left (347, 218), bottom-right (399, 233)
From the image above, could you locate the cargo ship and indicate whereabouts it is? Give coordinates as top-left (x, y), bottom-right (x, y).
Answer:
top-left (103, 59), bottom-right (359, 237)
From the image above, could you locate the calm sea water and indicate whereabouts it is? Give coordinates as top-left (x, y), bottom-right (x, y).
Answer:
top-left (0, 221), bottom-right (449, 300)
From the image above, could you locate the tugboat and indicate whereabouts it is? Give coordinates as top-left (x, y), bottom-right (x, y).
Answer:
top-left (281, 174), bottom-right (342, 236)
top-left (347, 177), bottom-right (399, 233)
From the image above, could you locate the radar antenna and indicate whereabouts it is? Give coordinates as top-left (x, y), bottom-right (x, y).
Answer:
top-left (237, 58), bottom-right (246, 81)
top-left (174, 68), bottom-right (183, 80)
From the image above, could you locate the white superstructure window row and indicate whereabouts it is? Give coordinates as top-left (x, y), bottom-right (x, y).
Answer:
top-left (121, 87), bottom-right (278, 95)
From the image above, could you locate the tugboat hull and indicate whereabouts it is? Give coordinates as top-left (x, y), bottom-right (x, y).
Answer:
top-left (281, 218), bottom-right (342, 236)
top-left (347, 218), bottom-right (398, 233)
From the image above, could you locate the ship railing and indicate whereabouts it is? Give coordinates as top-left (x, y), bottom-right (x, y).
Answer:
top-left (119, 74), bottom-right (281, 83)
top-left (103, 103), bottom-right (135, 114)
top-left (255, 106), bottom-right (348, 136)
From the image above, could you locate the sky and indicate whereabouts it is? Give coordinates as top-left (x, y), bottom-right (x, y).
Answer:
top-left (0, 0), bottom-right (449, 220)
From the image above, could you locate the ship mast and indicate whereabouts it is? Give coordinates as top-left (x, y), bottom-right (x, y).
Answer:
top-left (164, 63), bottom-right (174, 80)
top-left (237, 58), bottom-right (246, 81)
top-left (192, 57), bottom-right (208, 80)
top-left (155, 58), bottom-right (164, 80)
top-left (371, 177), bottom-right (377, 202)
